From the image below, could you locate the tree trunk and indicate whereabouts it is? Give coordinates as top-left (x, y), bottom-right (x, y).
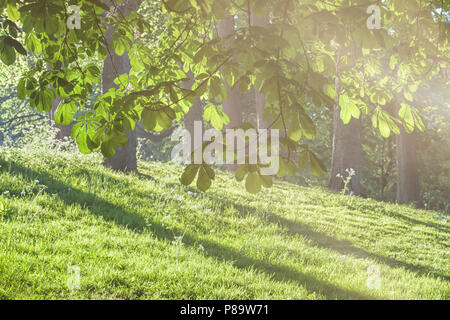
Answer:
top-left (380, 139), bottom-right (386, 200)
top-left (217, 15), bottom-right (242, 129)
top-left (102, 0), bottom-right (140, 172)
top-left (182, 70), bottom-right (202, 151)
top-left (379, 135), bottom-right (394, 201)
top-left (328, 106), bottom-right (362, 195)
top-left (49, 97), bottom-right (72, 140)
top-left (396, 121), bottom-right (420, 205)
top-left (251, 13), bottom-right (271, 130)
top-left (328, 48), bottom-right (362, 195)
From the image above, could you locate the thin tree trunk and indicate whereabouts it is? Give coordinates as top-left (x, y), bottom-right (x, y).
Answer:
top-left (217, 15), bottom-right (243, 171)
top-left (328, 47), bottom-right (362, 195)
top-left (328, 106), bottom-right (362, 195)
top-left (182, 70), bottom-right (202, 151)
top-left (102, 0), bottom-right (140, 172)
top-left (380, 139), bottom-right (385, 200)
top-left (217, 15), bottom-right (242, 129)
top-left (251, 12), bottom-right (271, 130)
top-left (396, 117), bottom-right (420, 205)
top-left (379, 135), bottom-right (394, 200)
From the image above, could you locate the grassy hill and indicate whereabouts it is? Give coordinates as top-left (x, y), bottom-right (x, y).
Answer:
top-left (0, 141), bottom-right (448, 300)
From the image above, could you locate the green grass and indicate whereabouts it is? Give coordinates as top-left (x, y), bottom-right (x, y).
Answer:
top-left (0, 143), bottom-right (448, 300)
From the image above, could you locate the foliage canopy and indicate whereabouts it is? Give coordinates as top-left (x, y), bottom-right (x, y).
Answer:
top-left (0, 0), bottom-right (448, 192)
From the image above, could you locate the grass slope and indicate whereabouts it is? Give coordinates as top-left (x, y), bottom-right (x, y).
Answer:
top-left (0, 144), bottom-right (448, 300)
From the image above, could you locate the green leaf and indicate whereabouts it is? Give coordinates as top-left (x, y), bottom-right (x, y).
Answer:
top-left (17, 78), bottom-right (26, 100)
top-left (298, 151), bottom-right (309, 170)
top-left (298, 107), bottom-right (316, 140)
top-left (86, 0), bottom-right (110, 11)
top-left (235, 165), bottom-right (247, 182)
top-left (181, 164), bottom-right (199, 186)
top-left (245, 172), bottom-right (261, 194)
top-left (389, 55), bottom-right (398, 70)
top-left (7, 4), bottom-right (20, 21)
top-left (4, 36), bottom-right (26, 55)
top-left (287, 114), bottom-right (302, 142)
top-left (324, 84), bottom-right (337, 99)
top-left (203, 164), bottom-right (215, 180)
top-left (44, 16), bottom-right (59, 35)
top-left (0, 40), bottom-right (16, 65)
top-left (339, 94), bottom-right (359, 124)
top-left (155, 109), bottom-right (175, 130)
top-left (276, 158), bottom-right (287, 178)
top-left (259, 174), bottom-right (273, 188)
top-left (204, 103), bottom-right (229, 130)
top-left (197, 166), bottom-right (212, 192)
top-left (113, 38), bottom-right (127, 56)
top-left (378, 117), bottom-right (391, 138)
top-left (399, 103), bottom-right (414, 133)
top-left (286, 159), bottom-right (297, 175)
top-left (142, 109), bottom-right (157, 131)
top-left (309, 152), bottom-right (327, 177)
top-left (55, 101), bottom-right (77, 126)
top-left (25, 33), bottom-right (42, 54)
top-left (412, 109), bottom-right (425, 132)
top-left (101, 136), bottom-right (116, 158)
top-left (164, 0), bottom-right (192, 13)
top-left (36, 88), bottom-right (54, 112)
top-left (76, 126), bottom-right (91, 155)
top-left (404, 90), bottom-right (413, 102)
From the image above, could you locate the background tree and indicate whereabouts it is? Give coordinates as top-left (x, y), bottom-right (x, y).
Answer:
top-left (101, 0), bottom-right (140, 172)
top-left (396, 101), bottom-right (420, 205)
top-left (250, 10), bottom-right (270, 130)
top-left (217, 14), bottom-right (242, 129)
top-left (328, 45), bottom-right (362, 195)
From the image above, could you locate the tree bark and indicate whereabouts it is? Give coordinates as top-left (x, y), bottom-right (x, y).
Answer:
top-left (328, 47), bottom-right (362, 195)
top-left (102, 0), bottom-right (140, 172)
top-left (396, 120), bottom-right (420, 205)
top-left (217, 15), bottom-right (242, 129)
top-left (379, 135), bottom-right (394, 200)
top-left (181, 70), bottom-right (202, 151)
top-left (328, 106), bottom-right (362, 195)
top-left (251, 13), bottom-right (271, 130)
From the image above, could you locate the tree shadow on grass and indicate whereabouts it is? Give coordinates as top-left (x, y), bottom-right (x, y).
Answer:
top-left (381, 209), bottom-right (449, 234)
top-left (1, 160), bottom-right (376, 300)
top-left (82, 167), bottom-right (449, 282)
top-left (200, 194), bottom-right (450, 282)
top-left (0, 160), bottom-right (148, 231)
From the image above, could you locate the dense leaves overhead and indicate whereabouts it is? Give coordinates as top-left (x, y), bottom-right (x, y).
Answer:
top-left (0, 0), bottom-right (448, 192)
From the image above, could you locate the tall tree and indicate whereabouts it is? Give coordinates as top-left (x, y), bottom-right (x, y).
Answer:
top-left (182, 70), bottom-right (202, 151)
top-left (251, 12), bottom-right (270, 130)
top-left (379, 135), bottom-right (395, 200)
top-left (396, 105), bottom-right (420, 205)
top-left (101, 0), bottom-right (140, 172)
top-left (328, 46), bottom-right (362, 195)
top-left (217, 15), bottom-right (242, 129)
